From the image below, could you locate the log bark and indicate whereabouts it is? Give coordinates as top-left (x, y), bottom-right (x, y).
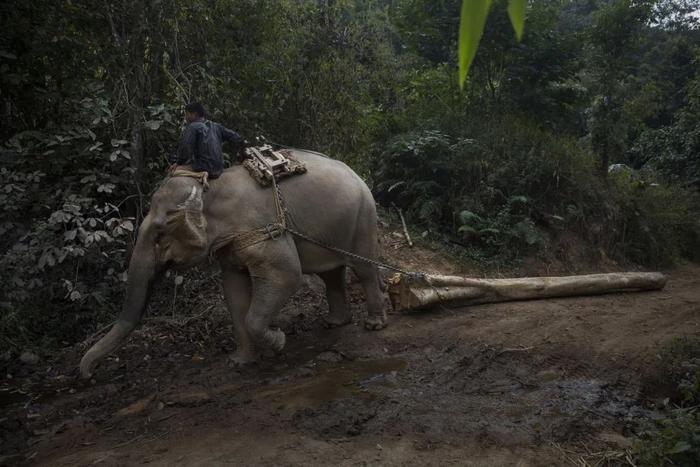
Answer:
top-left (388, 272), bottom-right (667, 312)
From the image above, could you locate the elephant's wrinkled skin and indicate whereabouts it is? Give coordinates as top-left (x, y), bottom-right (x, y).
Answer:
top-left (80, 150), bottom-right (386, 379)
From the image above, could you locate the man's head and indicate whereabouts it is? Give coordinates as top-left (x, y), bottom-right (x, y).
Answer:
top-left (184, 102), bottom-right (205, 122)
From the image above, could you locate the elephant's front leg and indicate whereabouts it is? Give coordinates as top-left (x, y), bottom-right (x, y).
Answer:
top-left (221, 265), bottom-right (256, 365)
top-left (242, 239), bottom-right (303, 355)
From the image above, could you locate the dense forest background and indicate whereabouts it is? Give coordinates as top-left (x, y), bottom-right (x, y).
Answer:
top-left (1, 0), bottom-right (699, 350)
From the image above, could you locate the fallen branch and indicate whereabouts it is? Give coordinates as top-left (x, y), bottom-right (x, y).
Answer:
top-left (497, 346), bottom-right (534, 355)
top-left (391, 202), bottom-right (413, 247)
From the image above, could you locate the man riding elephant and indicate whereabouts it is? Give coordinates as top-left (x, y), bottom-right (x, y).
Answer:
top-left (160, 103), bottom-right (250, 270)
top-left (169, 102), bottom-right (247, 179)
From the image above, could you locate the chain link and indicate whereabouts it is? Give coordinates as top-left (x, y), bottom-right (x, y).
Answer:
top-left (271, 176), bottom-right (422, 277)
top-left (285, 225), bottom-right (419, 276)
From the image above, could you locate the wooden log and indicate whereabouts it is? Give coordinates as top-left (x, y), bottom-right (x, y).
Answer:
top-left (387, 272), bottom-right (667, 312)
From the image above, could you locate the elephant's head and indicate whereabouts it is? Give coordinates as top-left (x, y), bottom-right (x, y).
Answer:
top-left (79, 177), bottom-right (207, 379)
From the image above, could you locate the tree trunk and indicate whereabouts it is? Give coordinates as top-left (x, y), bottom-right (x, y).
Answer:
top-left (388, 272), bottom-right (667, 312)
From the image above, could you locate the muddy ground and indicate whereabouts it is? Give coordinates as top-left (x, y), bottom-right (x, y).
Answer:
top-left (1, 236), bottom-right (699, 466)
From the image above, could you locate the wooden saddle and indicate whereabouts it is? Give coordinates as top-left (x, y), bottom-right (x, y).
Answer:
top-left (242, 145), bottom-right (307, 186)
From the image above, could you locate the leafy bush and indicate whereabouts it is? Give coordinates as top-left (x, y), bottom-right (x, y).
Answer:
top-left (373, 119), bottom-right (603, 262)
top-left (607, 171), bottom-right (700, 265)
top-left (372, 114), bottom-right (700, 266)
top-left (0, 90), bottom-right (181, 351)
top-left (633, 337), bottom-right (700, 466)
top-left (458, 196), bottom-right (542, 253)
top-left (657, 337), bottom-right (700, 406)
top-left (634, 408), bottom-right (700, 467)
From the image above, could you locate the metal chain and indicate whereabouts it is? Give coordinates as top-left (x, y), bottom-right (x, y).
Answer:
top-left (285, 225), bottom-right (420, 276)
top-left (271, 178), bottom-right (422, 277)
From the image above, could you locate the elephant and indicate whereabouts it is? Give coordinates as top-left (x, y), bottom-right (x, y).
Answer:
top-left (79, 150), bottom-right (387, 379)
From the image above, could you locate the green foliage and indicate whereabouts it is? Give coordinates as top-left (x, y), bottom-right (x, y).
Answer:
top-left (458, 0), bottom-right (528, 87)
top-left (459, 0), bottom-right (493, 87)
top-left (607, 171), bottom-right (700, 264)
top-left (0, 84), bottom-right (183, 350)
top-left (0, 91), bottom-right (133, 348)
top-left (374, 119), bottom-right (601, 262)
top-left (634, 74), bottom-right (700, 192)
top-left (633, 337), bottom-right (700, 466)
top-left (507, 0), bottom-right (527, 40)
top-left (658, 337), bottom-right (700, 406)
top-left (634, 408), bottom-right (700, 467)
top-left (458, 196), bottom-right (542, 252)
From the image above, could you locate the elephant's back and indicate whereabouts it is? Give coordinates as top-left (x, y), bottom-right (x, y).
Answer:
top-left (209, 150), bottom-right (376, 257)
top-left (281, 150), bottom-right (377, 247)
top-left (286, 150), bottom-right (373, 210)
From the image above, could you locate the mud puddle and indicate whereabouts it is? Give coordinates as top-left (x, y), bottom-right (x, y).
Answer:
top-left (254, 357), bottom-right (406, 412)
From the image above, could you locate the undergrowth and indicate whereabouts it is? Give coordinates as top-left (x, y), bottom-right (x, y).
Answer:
top-left (633, 337), bottom-right (700, 466)
top-left (372, 119), bottom-right (700, 269)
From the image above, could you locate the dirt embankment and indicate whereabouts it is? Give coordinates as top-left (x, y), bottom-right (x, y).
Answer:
top-left (1, 229), bottom-right (699, 466)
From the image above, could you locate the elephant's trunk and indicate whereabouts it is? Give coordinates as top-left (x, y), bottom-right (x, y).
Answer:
top-left (80, 222), bottom-right (160, 379)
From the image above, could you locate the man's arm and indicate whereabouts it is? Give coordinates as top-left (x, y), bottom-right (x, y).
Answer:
top-left (171, 123), bottom-right (199, 165)
top-left (220, 125), bottom-right (245, 147)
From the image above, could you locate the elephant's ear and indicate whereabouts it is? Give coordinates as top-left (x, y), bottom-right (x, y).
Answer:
top-left (177, 185), bottom-right (204, 210)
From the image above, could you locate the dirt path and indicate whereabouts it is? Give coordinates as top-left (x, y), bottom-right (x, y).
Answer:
top-left (2, 261), bottom-right (699, 466)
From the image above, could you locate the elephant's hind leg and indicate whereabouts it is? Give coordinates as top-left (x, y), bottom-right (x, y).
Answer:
top-left (319, 266), bottom-right (351, 327)
top-left (221, 264), bottom-right (256, 365)
top-left (353, 262), bottom-right (387, 330)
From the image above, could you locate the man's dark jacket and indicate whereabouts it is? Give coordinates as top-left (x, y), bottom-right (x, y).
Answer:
top-left (171, 119), bottom-right (244, 178)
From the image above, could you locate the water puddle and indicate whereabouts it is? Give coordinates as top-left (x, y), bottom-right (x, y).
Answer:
top-left (254, 358), bottom-right (406, 411)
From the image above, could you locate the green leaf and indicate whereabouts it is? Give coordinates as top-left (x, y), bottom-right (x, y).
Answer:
top-left (508, 195), bottom-right (529, 205)
top-left (480, 227), bottom-right (501, 236)
top-left (144, 120), bottom-right (163, 130)
top-left (458, 0), bottom-right (492, 89)
top-left (121, 220), bottom-right (134, 232)
top-left (459, 210), bottom-right (483, 226)
top-left (668, 441), bottom-right (691, 454)
top-left (507, 0), bottom-right (527, 41)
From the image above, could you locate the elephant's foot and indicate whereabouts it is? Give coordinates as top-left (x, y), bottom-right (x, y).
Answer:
top-left (228, 349), bottom-right (258, 367)
top-left (364, 312), bottom-right (387, 331)
top-left (323, 311), bottom-right (352, 328)
top-left (263, 328), bottom-right (286, 353)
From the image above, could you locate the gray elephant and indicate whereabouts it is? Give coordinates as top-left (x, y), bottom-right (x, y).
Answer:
top-left (80, 150), bottom-right (387, 379)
